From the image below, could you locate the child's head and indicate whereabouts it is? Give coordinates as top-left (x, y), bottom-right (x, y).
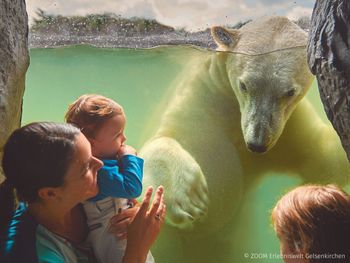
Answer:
top-left (271, 184), bottom-right (350, 262)
top-left (65, 94), bottom-right (126, 158)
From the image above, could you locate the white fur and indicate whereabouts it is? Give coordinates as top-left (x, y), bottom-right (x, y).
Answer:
top-left (140, 17), bottom-right (350, 263)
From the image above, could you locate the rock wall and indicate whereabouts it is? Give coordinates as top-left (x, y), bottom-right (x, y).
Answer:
top-left (307, 0), bottom-right (350, 161)
top-left (0, 0), bottom-right (29, 181)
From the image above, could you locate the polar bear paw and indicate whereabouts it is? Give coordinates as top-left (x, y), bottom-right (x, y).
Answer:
top-left (140, 137), bottom-right (209, 230)
top-left (166, 161), bottom-right (209, 230)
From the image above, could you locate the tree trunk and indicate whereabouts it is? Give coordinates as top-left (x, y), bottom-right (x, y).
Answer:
top-left (307, 0), bottom-right (350, 161)
top-left (0, 0), bottom-right (29, 181)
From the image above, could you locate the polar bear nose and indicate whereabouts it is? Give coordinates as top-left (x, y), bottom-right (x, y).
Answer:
top-left (247, 142), bottom-right (267, 153)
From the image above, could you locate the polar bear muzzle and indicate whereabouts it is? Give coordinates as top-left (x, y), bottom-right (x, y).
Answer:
top-left (240, 99), bottom-right (285, 154)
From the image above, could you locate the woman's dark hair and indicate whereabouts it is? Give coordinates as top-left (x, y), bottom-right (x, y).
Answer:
top-left (0, 122), bottom-right (80, 231)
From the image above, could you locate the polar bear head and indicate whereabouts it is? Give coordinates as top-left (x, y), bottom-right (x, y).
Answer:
top-left (211, 16), bottom-right (314, 153)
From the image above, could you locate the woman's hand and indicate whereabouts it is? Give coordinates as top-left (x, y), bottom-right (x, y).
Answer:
top-left (123, 186), bottom-right (166, 263)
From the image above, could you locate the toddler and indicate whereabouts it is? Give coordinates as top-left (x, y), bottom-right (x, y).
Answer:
top-left (66, 94), bottom-right (155, 263)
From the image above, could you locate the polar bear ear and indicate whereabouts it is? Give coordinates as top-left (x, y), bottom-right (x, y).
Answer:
top-left (211, 26), bottom-right (240, 50)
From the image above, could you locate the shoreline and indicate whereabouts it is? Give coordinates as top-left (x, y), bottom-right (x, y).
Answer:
top-left (29, 31), bottom-right (217, 49)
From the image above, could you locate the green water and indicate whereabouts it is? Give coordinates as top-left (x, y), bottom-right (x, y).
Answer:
top-left (23, 45), bottom-right (333, 263)
top-left (23, 45), bottom-right (192, 147)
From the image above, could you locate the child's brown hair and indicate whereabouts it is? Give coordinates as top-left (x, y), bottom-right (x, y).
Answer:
top-left (271, 184), bottom-right (350, 260)
top-left (65, 94), bottom-right (123, 138)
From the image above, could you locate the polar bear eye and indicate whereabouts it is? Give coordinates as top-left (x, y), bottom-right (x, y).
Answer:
top-left (239, 81), bottom-right (247, 92)
top-left (285, 89), bottom-right (296, 97)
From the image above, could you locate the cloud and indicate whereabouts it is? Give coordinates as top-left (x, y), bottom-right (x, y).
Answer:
top-left (150, 0), bottom-right (314, 30)
top-left (285, 6), bottom-right (313, 20)
top-left (245, 0), bottom-right (313, 6)
top-left (26, 0), bottom-right (315, 31)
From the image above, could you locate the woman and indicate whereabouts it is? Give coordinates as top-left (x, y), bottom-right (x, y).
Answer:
top-left (271, 184), bottom-right (350, 263)
top-left (0, 122), bottom-right (166, 263)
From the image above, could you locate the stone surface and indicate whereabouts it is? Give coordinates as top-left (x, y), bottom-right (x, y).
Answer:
top-left (0, 0), bottom-right (29, 181)
top-left (307, 0), bottom-right (350, 161)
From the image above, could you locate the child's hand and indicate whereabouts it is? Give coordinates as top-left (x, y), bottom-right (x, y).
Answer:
top-left (118, 144), bottom-right (137, 157)
top-left (108, 205), bottom-right (139, 240)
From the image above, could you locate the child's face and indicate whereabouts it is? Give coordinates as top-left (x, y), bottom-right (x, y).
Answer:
top-left (90, 113), bottom-right (127, 158)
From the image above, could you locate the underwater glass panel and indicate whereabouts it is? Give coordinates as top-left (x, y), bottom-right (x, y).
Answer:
top-left (23, 1), bottom-right (349, 263)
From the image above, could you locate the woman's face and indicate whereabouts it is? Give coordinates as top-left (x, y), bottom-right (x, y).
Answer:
top-left (59, 133), bottom-right (103, 206)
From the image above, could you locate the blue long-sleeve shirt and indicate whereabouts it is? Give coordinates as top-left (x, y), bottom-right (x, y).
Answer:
top-left (89, 154), bottom-right (144, 202)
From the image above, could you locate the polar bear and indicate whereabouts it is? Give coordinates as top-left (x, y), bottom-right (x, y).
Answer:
top-left (140, 16), bottom-right (350, 262)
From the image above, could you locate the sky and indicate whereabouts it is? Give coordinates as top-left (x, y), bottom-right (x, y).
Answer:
top-left (26, 0), bottom-right (315, 31)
